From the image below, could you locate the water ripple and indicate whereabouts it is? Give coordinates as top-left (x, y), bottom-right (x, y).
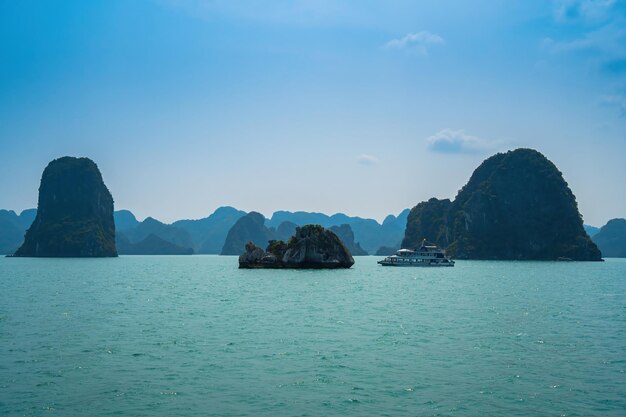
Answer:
top-left (0, 256), bottom-right (624, 416)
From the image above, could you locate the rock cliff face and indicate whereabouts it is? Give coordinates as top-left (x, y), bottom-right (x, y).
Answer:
top-left (402, 198), bottom-right (452, 250)
top-left (330, 224), bottom-right (368, 256)
top-left (14, 157), bottom-right (117, 257)
top-left (592, 218), bottom-right (626, 258)
top-left (239, 224), bottom-right (354, 269)
top-left (221, 212), bottom-right (274, 255)
top-left (402, 149), bottom-right (601, 261)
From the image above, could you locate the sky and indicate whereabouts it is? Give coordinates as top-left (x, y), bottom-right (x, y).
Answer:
top-left (1, 0), bottom-right (625, 225)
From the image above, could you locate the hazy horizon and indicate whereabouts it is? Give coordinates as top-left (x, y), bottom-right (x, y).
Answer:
top-left (0, 154), bottom-right (619, 227)
top-left (1, 1), bottom-right (625, 226)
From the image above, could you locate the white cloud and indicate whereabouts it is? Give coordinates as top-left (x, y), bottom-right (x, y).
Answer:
top-left (357, 154), bottom-right (379, 166)
top-left (427, 129), bottom-right (499, 154)
top-left (385, 31), bottom-right (444, 55)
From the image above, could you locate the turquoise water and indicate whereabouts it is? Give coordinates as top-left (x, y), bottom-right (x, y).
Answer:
top-left (1, 256), bottom-right (624, 417)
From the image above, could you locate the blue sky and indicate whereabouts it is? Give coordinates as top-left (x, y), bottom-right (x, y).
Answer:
top-left (1, 0), bottom-right (625, 225)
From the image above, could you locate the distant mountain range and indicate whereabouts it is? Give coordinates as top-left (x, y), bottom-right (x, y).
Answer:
top-left (6, 204), bottom-right (620, 258)
top-left (5, 152), bottom-right (620, 258)
top-left (584, 225), bottom-right (600, 237)
top-left (172, 207), bottom-right (247, 253)
top-left (220, 212), bottom-right (370, 256)
top-left (221, 212), bottom-right (277, 255)
top-left (0, 209), bottom-right (37, 254)
top-left (266, 209), bottom-right (410, 254)
top-left (3, 202), bottom-right (620, 257)
top-left (116, 232), bottom-right (194, 255)
top-left (591, 218), bottom-right (626, 258)
top-left (1, 206), bottom-right (409, 255)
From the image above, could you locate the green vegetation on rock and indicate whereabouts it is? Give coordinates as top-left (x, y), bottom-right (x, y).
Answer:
top-left (402, 149), bottom-right (601, 261)
top-left (239, 224), bottom-right (354, 269)
top-left (14, 157), bottom-right (117, 257)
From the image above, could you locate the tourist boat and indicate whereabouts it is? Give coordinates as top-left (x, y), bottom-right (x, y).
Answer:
top-left (377, 239), bottom-right (455, 267)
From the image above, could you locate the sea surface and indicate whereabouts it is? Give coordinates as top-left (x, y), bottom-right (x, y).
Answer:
top-left (0, 256), bottom-right (624, 417)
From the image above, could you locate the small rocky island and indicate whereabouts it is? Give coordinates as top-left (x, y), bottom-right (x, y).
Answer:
top-left (14, 156), bottom-right (117, 257)
top-left (239, 224), bottom-right (354, 269)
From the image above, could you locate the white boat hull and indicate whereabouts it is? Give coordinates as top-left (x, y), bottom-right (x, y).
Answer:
top-left (377, 260), bottom-right (454, 267)
top-left (377, 242), bottom-right (455, 267)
